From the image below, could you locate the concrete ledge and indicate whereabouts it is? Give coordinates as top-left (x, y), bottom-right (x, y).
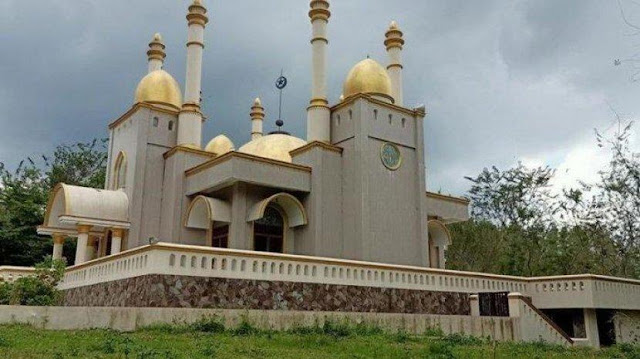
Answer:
top-left (0, 305), bottom-right (516, 341)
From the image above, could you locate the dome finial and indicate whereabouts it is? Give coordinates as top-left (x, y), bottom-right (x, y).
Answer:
top-left (389, 20), bottom-right (398, 30)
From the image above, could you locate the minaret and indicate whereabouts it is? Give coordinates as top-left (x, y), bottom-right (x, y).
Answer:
top-left (250, 97), bottom-right (265, 140)
top-left (147, 33), bottom-right (166, 73)
top-left (385, 21), bottom-right (405, 107)
top-left (177, 0), bottom-right (209, 148)
top-left (306, 0), bottom-right (331, 143)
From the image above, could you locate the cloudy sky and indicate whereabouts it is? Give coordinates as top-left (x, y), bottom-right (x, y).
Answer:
top-left (1, 0), bottom-right (639, 196)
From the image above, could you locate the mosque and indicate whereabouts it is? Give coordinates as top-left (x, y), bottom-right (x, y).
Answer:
top-left (38, 0), bottom-right (467, 269)
top-left (5, 0), bottom-right (638, 348)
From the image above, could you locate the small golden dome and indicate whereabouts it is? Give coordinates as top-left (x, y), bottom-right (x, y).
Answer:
top-left (238, 134), bottom-right (307, 163)
top-left (343, 58), bottom-right (393, 103)
top-left (134, 70), bottom-right (182, 110)
top-left (205, 134), bottom-right (235, 155)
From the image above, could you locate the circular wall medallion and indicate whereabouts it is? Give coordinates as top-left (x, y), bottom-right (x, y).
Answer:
top-left (380, 142), bottom-right (402, 170)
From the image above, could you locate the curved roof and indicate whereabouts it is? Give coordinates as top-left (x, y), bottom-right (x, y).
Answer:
top-left (343, 58), bottom-right (393, 103)
top-left (134, 70), bottom-right (182, 110)
top-left (43, 184), bottom-right (130, 230)
top-left (184, 195), bottom-right (231, 229)
top-left (427, 219), bottom-right (452, 246)
top-left (247, 193), bottom-right (307, 228)
top-left (238, 134), bottom-right (306, 163)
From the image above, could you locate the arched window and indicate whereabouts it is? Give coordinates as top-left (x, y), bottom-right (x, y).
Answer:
top-left (253, 206), bottom-right (284, 253)
top-left (113, 152), bottom-right (127, 189)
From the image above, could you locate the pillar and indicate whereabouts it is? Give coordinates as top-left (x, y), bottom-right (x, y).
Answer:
top-left (85, 236), bottom-right (98, 261)
top-left (147, 33), bottom-right (166, 73)
top-left (507, 292), bottom-right (522, 317)
top-left (177, 0), bottom-right (209, 148)
top-left (74, 225), bottom-right (91, 265)
top-left (583, 308), bottom-right (601, 348)
top-left (250, 97), bottom-right (265, 140)
top-left (306, 0), bottom-right (331, 142)
top-left (52, 234), bottom-right (65, 261)
top-left (385, 21), bottom-right (404, 106)
top-left (470, 294), bottom-right (480, 316)
top-left (111, 228), bottom-right (123, 255)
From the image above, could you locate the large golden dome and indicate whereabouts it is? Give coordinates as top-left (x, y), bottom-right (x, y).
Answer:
top-left (204, 134), bottom-right (235, 155)
top-left (239, 134), bottom-right (307, 163)
top-left (343, 58), bottom-right (393, 103)
top-left (134, 70), bottom-right (182, 110)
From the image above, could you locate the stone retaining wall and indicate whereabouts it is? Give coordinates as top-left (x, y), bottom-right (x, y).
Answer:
top-left (63, 275), bottom-right (470, 315)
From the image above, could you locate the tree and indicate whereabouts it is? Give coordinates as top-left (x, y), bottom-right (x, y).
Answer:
top-left (588, 120), bottom-right (640, 277)
top-left (464, 164), bottom-right (557, 229)
top-left (0, 139), bottom-right (107, 266)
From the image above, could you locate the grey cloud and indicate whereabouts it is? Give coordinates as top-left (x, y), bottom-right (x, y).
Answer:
top-left (0, 0), bottom-right (638, 196)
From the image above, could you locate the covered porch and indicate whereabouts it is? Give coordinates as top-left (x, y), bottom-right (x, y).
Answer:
top-left (38, 183), bottom-right (130, 265)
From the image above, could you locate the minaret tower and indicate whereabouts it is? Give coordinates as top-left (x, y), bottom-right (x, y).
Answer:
top-left (177, 0), bottom-right (209, 148)
top-left (250, 97), bottom-right (265, 140)
top-left (147, 33), bottom-right (166, 73)
top-left (385, 21), bottom-right (405, 107)
top-left (306, 0), bottom-right (331, 142)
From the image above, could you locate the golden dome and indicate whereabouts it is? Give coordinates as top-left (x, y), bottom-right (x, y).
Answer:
top-left (205, 134), bottom-right (235, 155)
top-left (238, 134), bottom-right (307, 163)
top-left (134, 70), bottom-right (182, 110)
top-left (343, 58), bottom-right (393, 103)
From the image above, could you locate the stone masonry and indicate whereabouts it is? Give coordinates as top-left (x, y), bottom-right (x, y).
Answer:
top-left (63, 275), bottom-right (470, 315)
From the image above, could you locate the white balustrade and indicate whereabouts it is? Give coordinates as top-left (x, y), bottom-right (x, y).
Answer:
top-left (57, 243), bottom-right (640, 311)
top-left (0, 266), bottom-right (36, 283)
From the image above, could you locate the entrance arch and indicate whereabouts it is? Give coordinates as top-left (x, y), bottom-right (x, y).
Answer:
top-left (428, 220), bottom-right (451, 269)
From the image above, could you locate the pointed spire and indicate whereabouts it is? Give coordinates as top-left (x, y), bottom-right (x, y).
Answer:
top-left (147, 32), bottom-right (166, 73)
top-left (250, 97), bottom-right (265, 140)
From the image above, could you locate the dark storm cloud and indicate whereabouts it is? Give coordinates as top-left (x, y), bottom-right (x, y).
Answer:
top-left (0, 0), bottom-right (638, 195)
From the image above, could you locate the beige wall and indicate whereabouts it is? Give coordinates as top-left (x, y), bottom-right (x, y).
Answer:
top-left (333, 98), bottom-right (428, 267)
top-left (0, 305), bottom-right (516, 340)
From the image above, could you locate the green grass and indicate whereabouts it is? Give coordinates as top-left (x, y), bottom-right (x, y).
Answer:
top-left (0, 319), bottom-right (638, 359)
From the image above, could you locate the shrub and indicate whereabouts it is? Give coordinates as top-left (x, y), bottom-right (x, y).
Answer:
top-left (0, 282), bottom-right (11, 305)
top-left (190, 316), bottom-right (225, 333)
top-left (232, 317), bottom-right (258, 336)
top-left (5, 257), bottom-right (65, 306)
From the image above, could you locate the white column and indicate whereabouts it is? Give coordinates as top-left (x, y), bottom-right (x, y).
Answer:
top-left (74, 225), bottom-right (91, 265)
top-left (250, 97), bottom-right (265, 140)
top-left (85, 236), bottom-right (98, 261)
top-left (177, 0), bottom-right (209, 148)
top-left (385, 21), bottom-right (404, 107)
top-left (52, 234), bottom-right (64, 261)
top-left (306, 0), bottom-right (331, 142)
top-left (111, 229), bottom-right (123, 255)
top-left (147, 33), bottom-right (166, 73)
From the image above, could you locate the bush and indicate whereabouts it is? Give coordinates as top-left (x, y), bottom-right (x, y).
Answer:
top-left (231, 317), bottom-right (258, 336)
top-left (3, 257), bottom-right (65, 306)
top-left (190, 316), bottom-right (225, 333)
top-left (0, 282), bottom-right (11, 305)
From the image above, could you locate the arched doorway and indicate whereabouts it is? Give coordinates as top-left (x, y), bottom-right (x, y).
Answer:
top-left (253, 206), bottom-right (284, 253)
top-left (427, 220), bottom-right (452, 269)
